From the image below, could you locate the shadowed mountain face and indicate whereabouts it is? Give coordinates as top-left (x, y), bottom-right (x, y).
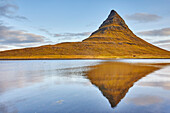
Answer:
top-left (0, 10), bottom-right (170, 59)
top-left (85, 62), bottom-right (168, 107)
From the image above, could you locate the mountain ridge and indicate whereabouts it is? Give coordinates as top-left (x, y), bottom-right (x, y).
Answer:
top-left (0, 10), bottom-right (170, 59)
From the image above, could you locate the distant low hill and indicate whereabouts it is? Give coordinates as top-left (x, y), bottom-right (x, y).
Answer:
top-left (0, 10), bottom-right (170, 59)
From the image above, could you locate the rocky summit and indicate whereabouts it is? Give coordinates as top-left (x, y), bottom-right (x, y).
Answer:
top-left (0, 10), bottom-right (170, 59)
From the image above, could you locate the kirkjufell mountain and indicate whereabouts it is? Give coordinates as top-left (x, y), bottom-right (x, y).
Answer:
top-left (0, 10), bottom-right (170, 59)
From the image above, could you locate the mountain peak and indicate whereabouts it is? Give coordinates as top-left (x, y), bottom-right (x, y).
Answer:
top-left (83, 10), bottom-right (131, 42)
top-left (108, 10), bottom-right (119, 18)
top-left (99, 10), bottom-right (126, 29)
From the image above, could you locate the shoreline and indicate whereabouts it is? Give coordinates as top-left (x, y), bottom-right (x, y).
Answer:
top-left (0, 58), bottom-right (170, 60)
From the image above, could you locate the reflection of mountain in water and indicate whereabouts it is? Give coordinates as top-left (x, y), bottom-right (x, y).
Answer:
top-left (85, 62), bottom-right (165, 108)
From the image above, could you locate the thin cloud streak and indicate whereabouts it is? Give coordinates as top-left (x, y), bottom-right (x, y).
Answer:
top-left (39, 28), bottom-right (54, 36)
top-left (54, 32), bottom-right (91, 37)
top-left (125, 13), bottom-right (162, 23)
top-left (153, 39), bottom-right (170, 44)
top-left (157, 43), bottom-right (170, 51)
top-left (137, 28), bottom-right (170, 36)
top-left (127, 95), bottom-right (163, 106)
top-left (39, 28), bottom-right (91, 37)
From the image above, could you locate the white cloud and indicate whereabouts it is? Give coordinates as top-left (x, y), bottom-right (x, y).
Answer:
top-left (0, 2), bottom-right (28, 20)
top-left (0, 23), bottom-right (48, 51)
top-left (0, 24), bottom-right (45, 44)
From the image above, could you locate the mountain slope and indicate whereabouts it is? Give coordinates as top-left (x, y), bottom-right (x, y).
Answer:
top-left (0, 10), bottom-right (170, 59)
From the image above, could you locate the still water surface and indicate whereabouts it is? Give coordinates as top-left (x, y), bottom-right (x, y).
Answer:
top-left (0, 59), bottom-right (170, 113)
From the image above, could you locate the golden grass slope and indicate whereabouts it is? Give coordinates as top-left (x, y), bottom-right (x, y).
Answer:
top-left (0, 10), bottom-right (170, 59)
top-left (0, 41), bottom-right (169, 59)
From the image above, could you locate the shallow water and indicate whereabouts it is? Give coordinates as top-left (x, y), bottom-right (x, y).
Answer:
top-left (0, 59), bottom-right (170, 113)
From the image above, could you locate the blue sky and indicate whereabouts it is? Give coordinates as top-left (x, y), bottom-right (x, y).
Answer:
top-left (0, 0), bottom-right (170, 51)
